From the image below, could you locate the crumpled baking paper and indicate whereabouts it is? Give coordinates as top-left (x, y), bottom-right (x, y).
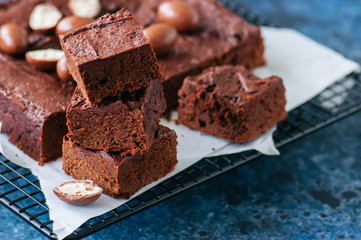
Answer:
top-left (0, 26), bottom-right (359, 239)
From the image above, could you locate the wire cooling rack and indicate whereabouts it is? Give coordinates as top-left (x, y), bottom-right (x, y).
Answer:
top-left (1, 2), bottom-right (361, 239)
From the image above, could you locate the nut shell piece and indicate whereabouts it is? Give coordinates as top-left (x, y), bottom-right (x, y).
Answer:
top-left (25, 48), bottom-right (64, 71)
top-left (29, 3), bottom-right (62, 32)
top-left (69, 0), bottom-right (101, 18)
top-left (53, 180), bottom-right (103, 205)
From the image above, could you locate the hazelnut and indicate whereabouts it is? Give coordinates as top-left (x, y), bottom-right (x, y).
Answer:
top-left (69, 0), bottom-right (101, 18)
top-left (25, 48), bottom-right (64, 71)
top-left (29, 3), bottom-right (62, 32)
top-left (56, 16), bottom-right (94, 36)
top-left (0, 23), bottom-right (28, 55)
top-left (53, 180), bottom-right (103, 205)
top-left (157, 1), bottom-right (199, 32)
top-left (144, 23), bottom-right (178, 56)
top-left (56, 57), bottom-right (72, 81)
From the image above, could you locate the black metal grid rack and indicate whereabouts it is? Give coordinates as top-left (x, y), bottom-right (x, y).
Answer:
top-left (1, 2), bottom-right (361, 239)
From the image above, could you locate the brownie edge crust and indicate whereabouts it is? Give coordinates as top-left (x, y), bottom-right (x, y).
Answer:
top-left (63, 126), bottom-right (178, 199)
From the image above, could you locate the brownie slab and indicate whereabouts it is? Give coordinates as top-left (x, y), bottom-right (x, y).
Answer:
top-left (178, 65), bottom-right (287, 143)
top-left (63, 126), bottom-right (178, 199)
top-left (1, 0), bottom-right (264, 111)
top-left (133, 0), bottom-right (265, 110)
top-left (66, 79), bottom-right (166, 154)
top-left (0, 53), bottom-right (72, 165)
top-left (60, 8), bottom-right (161, 104)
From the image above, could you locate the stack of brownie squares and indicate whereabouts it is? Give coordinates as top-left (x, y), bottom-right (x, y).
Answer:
top-left (59, 9), bottom-right (178, 199)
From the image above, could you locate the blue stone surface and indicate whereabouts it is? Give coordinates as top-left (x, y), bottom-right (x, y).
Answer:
top-left (1, 0), bottom-right (361, 239)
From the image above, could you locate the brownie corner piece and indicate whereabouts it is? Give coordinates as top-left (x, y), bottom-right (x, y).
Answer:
top-left (66, 79), bottom-right (166, 154)
top-left (59, 8), bottom-right (161, 104)
top-left (177, 65), bottom-right (287, 143)
top-left (62, 125), bottom-right (178, 199)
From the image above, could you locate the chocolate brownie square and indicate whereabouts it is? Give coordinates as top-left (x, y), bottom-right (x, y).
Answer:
top-left (63, 126), bottom-right (178, 199)
top-left (0, 53), bottom-right (72, 165)
top-left (66, 79), bottom-right (165, 154)
top-left (60, 8), bottom-right (161, 104)
top-left (177, 65), bottom-right (287, 143)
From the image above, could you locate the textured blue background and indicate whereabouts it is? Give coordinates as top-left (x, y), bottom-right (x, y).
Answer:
top-left (1, 0), bottom-right (361, 239)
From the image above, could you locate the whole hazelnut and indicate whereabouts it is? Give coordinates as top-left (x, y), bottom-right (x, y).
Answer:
top-left (56, 16), bottom-right (93, 36)
top-left (57, 57), bottom-right (72, 81)
top-left (0, 23), bottom-right (28, 55)
top-left (143, 23), bottom-right (178, 56)
top-left (157, 1), bottom-right (199, 32)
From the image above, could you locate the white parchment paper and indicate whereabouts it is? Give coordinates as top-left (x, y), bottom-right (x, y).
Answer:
top-left (0, 26), bottom-right (359, 239)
